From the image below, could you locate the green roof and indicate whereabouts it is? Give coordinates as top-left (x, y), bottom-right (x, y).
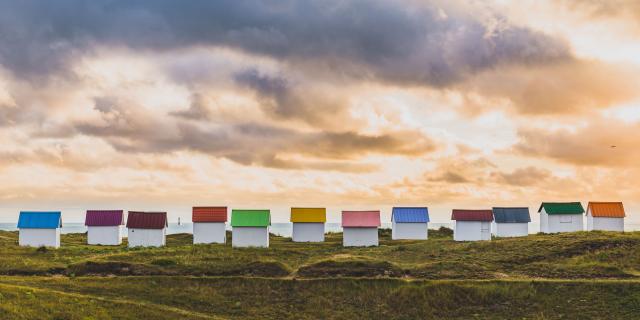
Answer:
top-left (231, 209), bottom-right (271, 227)
top-left (538, 202), bottom-right (584, 215)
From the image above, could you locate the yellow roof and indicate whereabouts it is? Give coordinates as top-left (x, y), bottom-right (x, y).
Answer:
top-left (291, 208), bottom-right (326, 223)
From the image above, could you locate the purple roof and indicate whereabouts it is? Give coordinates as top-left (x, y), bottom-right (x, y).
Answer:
top-left (85, 210), bottom-right (124, 226)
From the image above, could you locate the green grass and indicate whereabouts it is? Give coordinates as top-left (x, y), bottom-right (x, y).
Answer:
top-left (1, 228), bottom-right (639, 279)
top-left (1, 228), bottom-right (640, 318)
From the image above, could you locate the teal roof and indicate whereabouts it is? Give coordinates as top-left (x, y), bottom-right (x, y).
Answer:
top-left (538, 202), bottom-right (584, 215)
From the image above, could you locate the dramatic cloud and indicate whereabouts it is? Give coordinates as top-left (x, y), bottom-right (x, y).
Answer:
top-left (0, 0), bottom-right (570, 87)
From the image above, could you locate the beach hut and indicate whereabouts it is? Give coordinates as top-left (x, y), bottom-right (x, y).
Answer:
top-left (391, 207), bottom-right (429, 240)
top-left (192, 206), bottom-right (228, 244)
top-left (451, 209), bottom-right (493, 241)
top-left (17, 211), bottom-right (62, 248)
top-left (85, 210), bottom-right (124, 245)
top-left (586, 202), bottom-right (625, 232)
top-left (492, 207), bottom-right (530, 237)
top-left (539, 202), bottom-right (584, 233)
top-left (342, 211), bottom-right (380, 247)
top-left (231, 209), bottom-right (270, 248)
top-left (126, 211), bottom-right (168, 247)
top-left (290, 208), bottom-right (326, 242)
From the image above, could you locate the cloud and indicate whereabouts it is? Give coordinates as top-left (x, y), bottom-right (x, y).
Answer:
top-left (515, 119), bottom-right (640, 166)
top-left (462, 60), bottom-right (640, 115)
top-left (490, 166), bottom-right (551, 186)
top-left (71, 96), bottom-right (437, 171)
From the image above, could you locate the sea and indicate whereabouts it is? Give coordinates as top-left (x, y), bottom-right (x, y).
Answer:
top-left (1, 222), bottom-right (638, 236)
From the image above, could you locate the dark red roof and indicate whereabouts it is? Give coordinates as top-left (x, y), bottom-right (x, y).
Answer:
top-left (85, 210), bottom-right (124, 226)
top-left (451, 209), bottom-right (493, 221)
top-left (126, 211), bottom-right (168, 229)
top-left (192, 207), bottom-right (227, 222)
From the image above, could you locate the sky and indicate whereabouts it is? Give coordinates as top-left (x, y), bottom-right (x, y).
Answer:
top-left (0, 0), bottom-right (639, 223)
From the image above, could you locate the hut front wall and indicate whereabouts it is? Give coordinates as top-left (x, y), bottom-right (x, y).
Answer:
top-left (232, 227), bottom-right (269, 247)
top-left (493, 222), bottom-right (528, 237)
top-left (292, 223), bottom-right (325, 242)
top-left (391, 222), bottom-right (428, 240)
top-left (453, 221), bottom-right (490, 241)
top-left (128, 228), bottom-right (166, 247)
top-left (19, 228), bottom-right (60, 248)
top-left (193, 222), bottom-right (226, 244)
top-left (540, 211), bottom-right (583, 233)
top-left (88, 226), bottom-right (123, 245)
top-left (587, 215), bottom-right (624, 232)
top-left (343, 227), bottom-right (378, 247)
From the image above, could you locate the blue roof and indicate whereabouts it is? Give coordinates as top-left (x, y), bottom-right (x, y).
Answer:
top-left (492, 207), bottom-right (531, 223)
top-left (17, 211), bottom-right (62, 229)
top-left (391, 207), bottom-right (429, 223)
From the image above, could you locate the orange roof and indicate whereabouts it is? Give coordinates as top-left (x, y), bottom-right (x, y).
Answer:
top-left (587, 202), bottom-right (625, 218)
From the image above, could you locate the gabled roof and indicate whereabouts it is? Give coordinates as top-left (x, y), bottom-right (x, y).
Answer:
top-left (231, 209), bottom-right (270, 227)
top-left (18, 211), bottom-right (62, 229)
top-left (538, 202), bottom-right (584, 215)
top-left (451, 209), bottom-right (493, 221)
top-left (85, 210), bottom-right (124, 226)
top-left (126, 211), bottom-right (168, 229)
top-left (342, 211), bottom-right (381, 228)
top-left (391, 207), bottom-right (429, 223)
top-left (587, 202), bottom-right (625, 218)
top-left (291, 208), bottom-right (326, 223)
top-left (492, 207), bottom-right (531, 223)
top-left (192, 207), bottom-right (227, 222)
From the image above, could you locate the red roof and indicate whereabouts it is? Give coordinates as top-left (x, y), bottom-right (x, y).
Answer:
top-left (451, 209), bottom-right (493, 221)
top-left (192, 207), bottom-right (227, 222)
top-left (342, 211), bottom-right (381, 228)
top-left (85, 210), bottom-right (124, 226)
top-left (126, 211), bottom-right (168, 229)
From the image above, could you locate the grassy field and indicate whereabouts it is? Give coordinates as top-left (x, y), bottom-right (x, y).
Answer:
top-left (1, 228), bottom-right (639, 319)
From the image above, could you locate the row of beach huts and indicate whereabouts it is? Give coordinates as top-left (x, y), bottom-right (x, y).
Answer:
top-left (14, 202), bottom-right (627, 248)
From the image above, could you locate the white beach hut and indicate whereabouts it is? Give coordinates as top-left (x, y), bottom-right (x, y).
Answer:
top-left (192, 206), bottom-right (227, 244)
top-left (231, 209), bottom-right (270, 248)
top-left (342, 211), bottom-right (380, 247)
top-left (586, 202), bottom-right (625, 232)
top-left (539, 202), bottom-right (584, 233)
top-left (391, 207), bottom-right (429, 240)
top-left (491, 207), bottom-right (530, 237)
top-left (126, 211), bottom-right (168, 247)
top-left (452, 209), bottom-right (493, 241)
top-left (85, 210), bottom-right (124, 245)
top-left (17, 211), bottom-right (62, 248)
top-left (290, 208), bottom-right (326, 242)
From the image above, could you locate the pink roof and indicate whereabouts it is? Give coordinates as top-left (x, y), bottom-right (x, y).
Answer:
top-left (342, 211), bottom-right (381, 228)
